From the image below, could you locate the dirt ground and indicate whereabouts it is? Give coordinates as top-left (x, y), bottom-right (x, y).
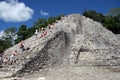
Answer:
top-left (1, 66), bottom-right (120, 80)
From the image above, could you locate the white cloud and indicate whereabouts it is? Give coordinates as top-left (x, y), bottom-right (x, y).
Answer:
top-left (40, 10), bottom-right (49, 16)
top-left (0, 0), bottom-right (34, 22)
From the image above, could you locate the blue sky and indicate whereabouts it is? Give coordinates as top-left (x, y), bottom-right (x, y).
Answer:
top-left (0, 0), bottom-right (120, 31)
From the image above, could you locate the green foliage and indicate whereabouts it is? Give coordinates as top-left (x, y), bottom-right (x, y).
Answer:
top-left (107, 8), bottom-right (120, 16)
top-left (47, 16), bottom-right (56, 24)
top-left (34, 18), bottom-right (47, 29)
top-left (26, 27), bottom-right (36, 38)
top-left (113, 14), bottom-right (120, 22)
top-left (83, 10), bottom-right (120, 34)
top-left (4, 27), bottom-right (17, 39)
top-left (0, 27), bottom-right (17, 48)
top-left (55, 14), bottom-right (64, 20)
top-left (16, 25), bottom-right (27, 43)
top-left (83, 10), bottom-right (104, 23)
top-left (4, 27), bottom-right (16, 35)
top-left (0, 39), bottom-right (11, 51)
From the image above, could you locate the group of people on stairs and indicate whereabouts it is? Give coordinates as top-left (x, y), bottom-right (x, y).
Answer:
top-left (0, 40), bottom-right (27, 67)
top-left (0, 15), bottom-right (66, 68)
top-left (34, 23), bottom-right (55, 39)
top-left (0, 23), bottom-right (55, 68)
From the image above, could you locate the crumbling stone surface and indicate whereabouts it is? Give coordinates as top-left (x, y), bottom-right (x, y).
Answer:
top-left (1, 14), bottom-right (120, 76)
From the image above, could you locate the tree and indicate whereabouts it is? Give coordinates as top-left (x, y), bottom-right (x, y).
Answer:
top-left (83, 10), bottom-right (120, 34)
top-left (113, 14), bottom-right (120, 22)
top-left (26, 27), bottom-right (36, 38)
top-left (107, 8), bottom-right (120, 16)
top-left (47, 16), bottom-right (56, 24)
top-left (34, 18), bottom-right (47, 29)
top-left (83, 10), bottom-right (104, 22)
top-left (16, 25), bottom-right (27, 43)
top-left (4, 27), bottom-right (17, 45)
top-left (0, 39), bottom-right (11, 51)
top-left (4, 27), bottom-right (16, 38)
top-left (56, 14), bottom-right (64, 20)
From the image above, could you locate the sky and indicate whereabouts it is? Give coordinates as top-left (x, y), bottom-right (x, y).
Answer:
top-left (0, 0), bottom-right (120, 31)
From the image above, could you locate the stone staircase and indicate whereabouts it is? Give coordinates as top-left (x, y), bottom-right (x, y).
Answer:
top-left (69, 35), bottom-right (84, 66)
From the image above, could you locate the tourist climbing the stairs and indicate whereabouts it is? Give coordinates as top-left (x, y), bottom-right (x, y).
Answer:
top-left (39, 27), bottom-right (45, 38)
top-left (39, 30), bottom-right (47, 38)
top-left (19, 40), bottom-right (25, 54)
top-left (35, 29), bottom-right (38, 38)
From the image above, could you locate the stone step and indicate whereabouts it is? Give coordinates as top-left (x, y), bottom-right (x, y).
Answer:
top-left (0, 71), bottom-right (13, 78)
top-left (0, 66), bottom-right (15, 72)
